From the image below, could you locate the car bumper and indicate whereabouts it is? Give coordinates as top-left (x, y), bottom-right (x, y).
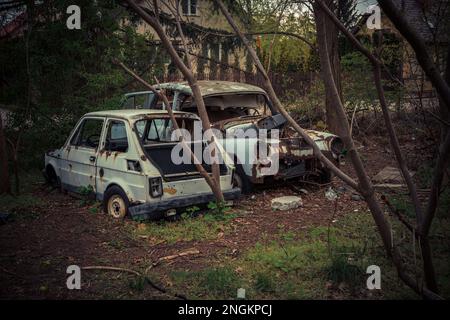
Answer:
top-left (129, 188), bottom-right (241, 220)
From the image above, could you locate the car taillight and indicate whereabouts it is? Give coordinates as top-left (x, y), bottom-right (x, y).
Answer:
top-left (149, 177), bottom-right (163, 198)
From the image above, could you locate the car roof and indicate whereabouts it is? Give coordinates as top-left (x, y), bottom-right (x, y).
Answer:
top-left (154, 80), bottom-right (266, 97)
top-left (84, 109), bottom-right (197, 120)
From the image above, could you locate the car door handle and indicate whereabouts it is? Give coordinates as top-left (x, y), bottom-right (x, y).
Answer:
top-left (89, 156), bottom-right (96, 162)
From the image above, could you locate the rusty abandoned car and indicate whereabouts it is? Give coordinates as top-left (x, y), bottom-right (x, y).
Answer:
top-left (43, 110), bottom-right (240, 220)
top-left (122, 81), bottom-right (345, 193)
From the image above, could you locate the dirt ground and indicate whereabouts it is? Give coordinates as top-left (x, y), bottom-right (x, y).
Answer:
top-left (0, 136), bottom-right (445, 299)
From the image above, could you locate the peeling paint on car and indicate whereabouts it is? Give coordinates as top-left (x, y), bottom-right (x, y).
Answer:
top-left (43, 109), bottom-right (240, 219)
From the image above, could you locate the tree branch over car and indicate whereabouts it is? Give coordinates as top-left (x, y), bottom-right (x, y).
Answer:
top-left (215, 0), bottom-right (445, 299)
top-left (123, 0), bottom-right (225, 202)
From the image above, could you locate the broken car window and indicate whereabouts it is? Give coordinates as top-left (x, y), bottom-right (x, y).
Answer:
top-left (135, 117), bottom-right (197, 143)
top-left (122, 92), bottom-right (155, 109)
top-left (105, 120), bottom-right (128, 152)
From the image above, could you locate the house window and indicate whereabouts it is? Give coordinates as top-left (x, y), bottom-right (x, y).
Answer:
top-left (181, 0), bottom-right (197, 16)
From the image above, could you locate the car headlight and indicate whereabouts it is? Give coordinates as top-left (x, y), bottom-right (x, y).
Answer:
top-left (149, 177), bottom-right (163, 198)
top-left (330, 137), bottom-right (344, 156)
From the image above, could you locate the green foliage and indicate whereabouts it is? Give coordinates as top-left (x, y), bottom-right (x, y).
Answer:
top-left (128, 275), bottom-right (146, 292)
top-left (108, 239), bottom-right (125, 250)
top-left (0, 193), bottom-right (42, 214)
top-left (324, 248), bottom-right (365, 288)
top-left (339, 48), bottom-right (404, 121)
top-left (207, 201), bottom-right (232, 219)
top-left (285, 78), bottom-right (325, 125)
top-left (257, 10), bottom-right (316, 74)
top-left (1, 1), bottom-right (164, 168)
top-left (78, 184), bottom-right (94, 196)
top-left (170, 267), bottom-right (240, 299)
top-left (254, 272), bottom-right (275, 293)
top-left (415, 163), bottom-right (435, 188)
top-left (201, 267), bottom-right (239, 297)
top-left (388, 194), bottom-right (415, 218)
top-left (181, 205), bottom-right (200, 217)
top-left (77, 185), bottom-right (95, 207)
top-left (133, 210), bottom-right (235, 244)
top-left (166, 208), bottom-right (450, 299)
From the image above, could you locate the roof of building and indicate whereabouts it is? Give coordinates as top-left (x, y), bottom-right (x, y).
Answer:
top-left (155, 80), bottom-right (267, 97)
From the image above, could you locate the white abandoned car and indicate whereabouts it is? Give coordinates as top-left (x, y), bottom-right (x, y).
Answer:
top-left (122, 81), bottom-right (345, 193)
top-left (43, 110), bottom-right (240, 220)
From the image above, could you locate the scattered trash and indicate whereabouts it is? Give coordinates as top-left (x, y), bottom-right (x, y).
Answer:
top-left (289, 184), bottom-right (309, 195)
top-left (271, 196), bottom-right (303, 211)
top-left (351, 194), bottom-right (363, 201)
top-left (325, 187), bottom-right (338, 201)
top-left (299, 188), bottom-right (309, 195)
top-left (237, 288), bottom-right (246, 299)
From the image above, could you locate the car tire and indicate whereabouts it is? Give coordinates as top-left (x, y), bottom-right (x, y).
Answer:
top-left (233, 164), bottom-right (253, 194)
top-left (103, 186), bottom-right (130, 219)
top-left (46, 165), bottom-right (59, 187)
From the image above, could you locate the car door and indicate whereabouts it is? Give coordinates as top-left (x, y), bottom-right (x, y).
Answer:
top-left (60, 117), bottom-right (105, 193)
top-left (95, 118), bottom-right (147, 202)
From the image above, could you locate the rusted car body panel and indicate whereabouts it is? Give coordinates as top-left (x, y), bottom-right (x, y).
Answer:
top-left (121, 81), bottom-right (344, 186)
top-left (44, 110), bottom-right (239, 220)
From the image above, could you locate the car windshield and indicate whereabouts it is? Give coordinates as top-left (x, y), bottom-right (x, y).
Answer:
top-left (135, 117), bottom-right (197, 143)
top-left (181, 93), bottom-right (270, 122)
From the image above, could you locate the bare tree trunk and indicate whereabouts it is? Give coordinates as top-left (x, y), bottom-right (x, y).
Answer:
top-left (114, 59), bottom-right (224, 200)
top-left (315, 0), bottom-right (444, 296)
top-left (124, 0), bottom-right (224, 202)
top-left (214, 0), bottom-right (359, 191)
top-left (0, 112), bottom-right (11, 195)
top-left (313, 0), bottom-right (343, 135)
top-left (216, 0), bottom-right (442, 299)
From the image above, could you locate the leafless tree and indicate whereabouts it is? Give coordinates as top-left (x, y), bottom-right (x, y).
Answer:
top-left (215, 0), bottom-right (444, 298)
top-left (313, 0), bottom-right (343, 135)
top-left (123, 0), bottom-right (225, 201)
top-left (114, 59), bottom-right (222, 198)
top-left (317, 0), bottom-right (450, 295)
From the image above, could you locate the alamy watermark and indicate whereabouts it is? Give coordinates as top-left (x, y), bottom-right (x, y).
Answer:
top-left (66, 265), bottom-right (81, 290)
top-left (366, 5), bottom-right (382, 30)
top-left (366, 265), bottom-right (381, 290)
top-left (169, 123), bottom-right (280, 176)
top-left (66, 5), bottom-right (81, 30)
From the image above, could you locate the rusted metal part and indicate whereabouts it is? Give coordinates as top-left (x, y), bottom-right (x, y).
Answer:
top-left (44, 109), bottom-right (238, 221)
top-left (212, 116), bottom-right (260, 131)
top-left (119, 82), bottom-right (345, 189)
top-left (154, 80), bottom-right (267, 98)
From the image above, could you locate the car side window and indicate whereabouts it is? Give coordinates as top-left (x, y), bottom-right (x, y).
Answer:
top-left (70, 118), bottom-right (104, 149)
top-left (105, 120), bottom-right (128, 152)
top-left (122, 93), bottom-right (155, 109)
top-left (147, 119), bottom-right (174, 142)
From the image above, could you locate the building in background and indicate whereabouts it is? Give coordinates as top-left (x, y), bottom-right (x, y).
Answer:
top-left (355, 0), bottom-right (449, 102)
top-left (134, 0), bottom-right (255, 82)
